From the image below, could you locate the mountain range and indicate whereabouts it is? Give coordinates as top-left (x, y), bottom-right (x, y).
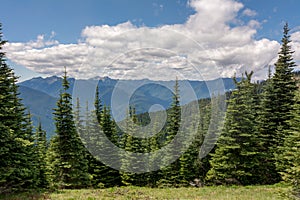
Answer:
top-left (18, 76), bottom-right (238, 138)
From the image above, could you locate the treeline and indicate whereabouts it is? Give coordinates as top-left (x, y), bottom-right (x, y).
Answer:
top-left (46, 72), bottom-right (217, 189)
top-left (0, 22), bottom-right (299, 199)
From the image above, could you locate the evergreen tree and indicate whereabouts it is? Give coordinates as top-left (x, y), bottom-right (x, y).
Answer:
top-left (47, 68), bottom-right (91, 189)
top-left (159, 78), bottom-right (181, 187)
top-left (276, 89), bottom-right (300, 199)
top-left (256, 67), bottom-right (281, 183)
top-left (197, 96), bottom-right (226, 184)
top-left (35, 121), bottom-right (48, 188)
top-left (206, 72), bottom-right (262, 185)
top-left (22, 111), bottom-right (40, 188)
top-left (94, 85), bottom-right (103, 123)
top-left (147, 116), bottom-right (164, 187)
top-left (121, 107), bottom-right (146, 186)
top-left (0, 23), bottom-right (38, 193)
top-left (258, 23), bottom-right (297, 184)
top-left (81, 102), bottom-right (106, 188)
top-left (272, 23), bottom-right (297, 132)
top-left (98, 105), bottom-right (121, 187)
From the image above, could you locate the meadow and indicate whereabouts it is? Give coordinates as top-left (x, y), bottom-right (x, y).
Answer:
top-left (0, 185), bottom-right (289, 200)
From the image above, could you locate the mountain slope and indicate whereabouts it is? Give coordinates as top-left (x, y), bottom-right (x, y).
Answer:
top-left (18, 76), bottom-right (237, 137)
top-left (18, 85), bottom-right (57, 138)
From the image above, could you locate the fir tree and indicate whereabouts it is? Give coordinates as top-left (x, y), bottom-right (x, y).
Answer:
top-left (94, 85), bottom-right (103, 123)
top-left (197, 96), bottom-right (226, 183)
top-left (47, 68), bottom-right (91, 189)
top-left (159, 78), bottom-right (181, 187)
top-left (256, 67), bottom-right (280, 183)
top-left (258, 23), bottom-right (297, 184)
top-left (81, 102), bottom-right (106, 188)
top-left (35, 121), bottom-right (48, 188)
top-left (276, 89), bottom-right (300, 199)
top-left (98, 105), bottom-right (121, 187)
top-left (121, 107), bottom-right (146, 186)
top-left (0, 23), bottom-right (38, 193)
top-left (206, 72), bottom-right (262, 185)
top-left (147, 116), bottom-right (163, 187)
top-left (272, 22), bottom-right (297, 142)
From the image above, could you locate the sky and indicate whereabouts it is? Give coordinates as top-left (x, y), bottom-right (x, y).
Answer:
top-left (1, 0), bottom-right (300, 81)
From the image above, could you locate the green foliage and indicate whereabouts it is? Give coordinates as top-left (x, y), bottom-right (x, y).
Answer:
top-left (34, 122), bottom-right (48, 188)
top-left (47, 69), bottom-right (91, 189)
top-left (158, 78), bottom-right (182, 187)
top-left (256, 68), bottom-right (281, 184)
top-left (258, 23), bottom-right (297, 184)
top-left (271, 23), bottom-right (297, 146)
top-left (0, 23), bottom-right (39, 193)
top-left (276, 90), bottom-right (300, 199)
top-left (120, 107), bottom-right (147, 186)
top-left (2, 20), bottom-right (300, 192)
top-left (94, 85), bottom-right (102, 124)
top-left (207, 72), bottom-right (262, 185)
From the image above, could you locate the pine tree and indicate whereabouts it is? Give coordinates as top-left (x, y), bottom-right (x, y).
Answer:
top-left (98, 105), bottom-right (121, 187)
top-left (147, 116), bottom-right (163, 187)
top-left (272, 22), bottom-right (297, 142)
top-left (35, 121), bottom-right (48, 188)
top-left (0, 23), bottom-right (38, 193)
top-left (197, 96), bottom-right (226, 184)
top-left (47, 68), bottom-right (91, 189)
top-left (22, 111), bottom-right (40, 188)
top-left (276, 89), bottom-right (300, 199)
top-left (81, 102), bottom-right (107, 188)
top-left (206, 72), bottom-right (262, 185)
top-left (94, 85), bottom-right (103, 123)
top-left (120, 107), bottom-right (146, 186)
top-left (159, 78), bottom-right (181, 187)
top-left (258, 23), bottom-right (297, 184)
top-left (256, 67), bottom-right (281, 183)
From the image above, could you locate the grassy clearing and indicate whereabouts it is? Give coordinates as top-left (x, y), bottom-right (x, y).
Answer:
top-left (0, 185), bottom-right (289, 200)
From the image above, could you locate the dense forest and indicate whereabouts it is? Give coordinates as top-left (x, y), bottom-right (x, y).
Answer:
top-left (0, 22), bottom-right (299, 199)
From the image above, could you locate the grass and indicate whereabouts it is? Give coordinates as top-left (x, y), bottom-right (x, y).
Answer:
top-left (0, 185), bottom-right (289, 200)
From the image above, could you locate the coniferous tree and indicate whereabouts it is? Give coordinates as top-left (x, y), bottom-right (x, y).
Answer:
top-left (47, 68), bottom-right (91, 189)
top-left (258, 23), bottom-right (297, 184)
top-left (147, 116), bottom-right (164, 187)
top-left (159, 78), bottom-right (181, 187)
top-left (206, 72), bottom-right (262, 185)
top-left (22, 111), bottom-right (40, 188)
top-left (81, 102), bottom-right (106, 188)
top-left (35, 121), bottom-right (48, 188)
top-left (197, 96), bottom-right (226, 184)
top-left (0, 23), bottom-right (38, 193)
top-left (95, 85), bottom-right (103, 123)
top-left (256, 67), bottom-right (281, 183)
top-left (98, 105), bottom-right (121, 187)
top-left (121, 107), bottom-right (146, 186)
top-left (272, 23), bottom-right (297, 133)
top-left (276, 89), bottom-right (300, 199)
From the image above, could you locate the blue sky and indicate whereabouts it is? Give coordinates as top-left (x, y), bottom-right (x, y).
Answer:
top-left (1, 0), bottom-right (300, 81)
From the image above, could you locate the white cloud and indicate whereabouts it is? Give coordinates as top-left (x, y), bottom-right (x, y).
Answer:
top-left (242, 8), bottom-right (257, 17)
top-left (6, 34), bottom-right (59, 51)
top-left (291, 31), bottom-right (300, 66)
top-left (5, 0), bottom-right (299, 81)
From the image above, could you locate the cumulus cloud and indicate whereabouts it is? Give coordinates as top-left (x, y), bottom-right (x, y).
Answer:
top-left (4, 0), bottom-right (300, 81)
top-left (242, 8), bottom-right (257, 17)
top-left (291, 31), bottom-right (300, 65)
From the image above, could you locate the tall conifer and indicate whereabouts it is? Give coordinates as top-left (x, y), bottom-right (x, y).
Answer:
top-left (0, 23), bottom-right (38, 193)
top-left (207, 72), bottom-right (261, 185)
top-left (47, 68), bottom-right (90, 189)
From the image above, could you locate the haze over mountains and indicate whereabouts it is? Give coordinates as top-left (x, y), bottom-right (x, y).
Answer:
top-left (18, 76), bottom-right (238, 137)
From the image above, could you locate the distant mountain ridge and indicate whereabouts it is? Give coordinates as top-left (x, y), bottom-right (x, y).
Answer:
top-left (18, 76), bottom-right (239, 137)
